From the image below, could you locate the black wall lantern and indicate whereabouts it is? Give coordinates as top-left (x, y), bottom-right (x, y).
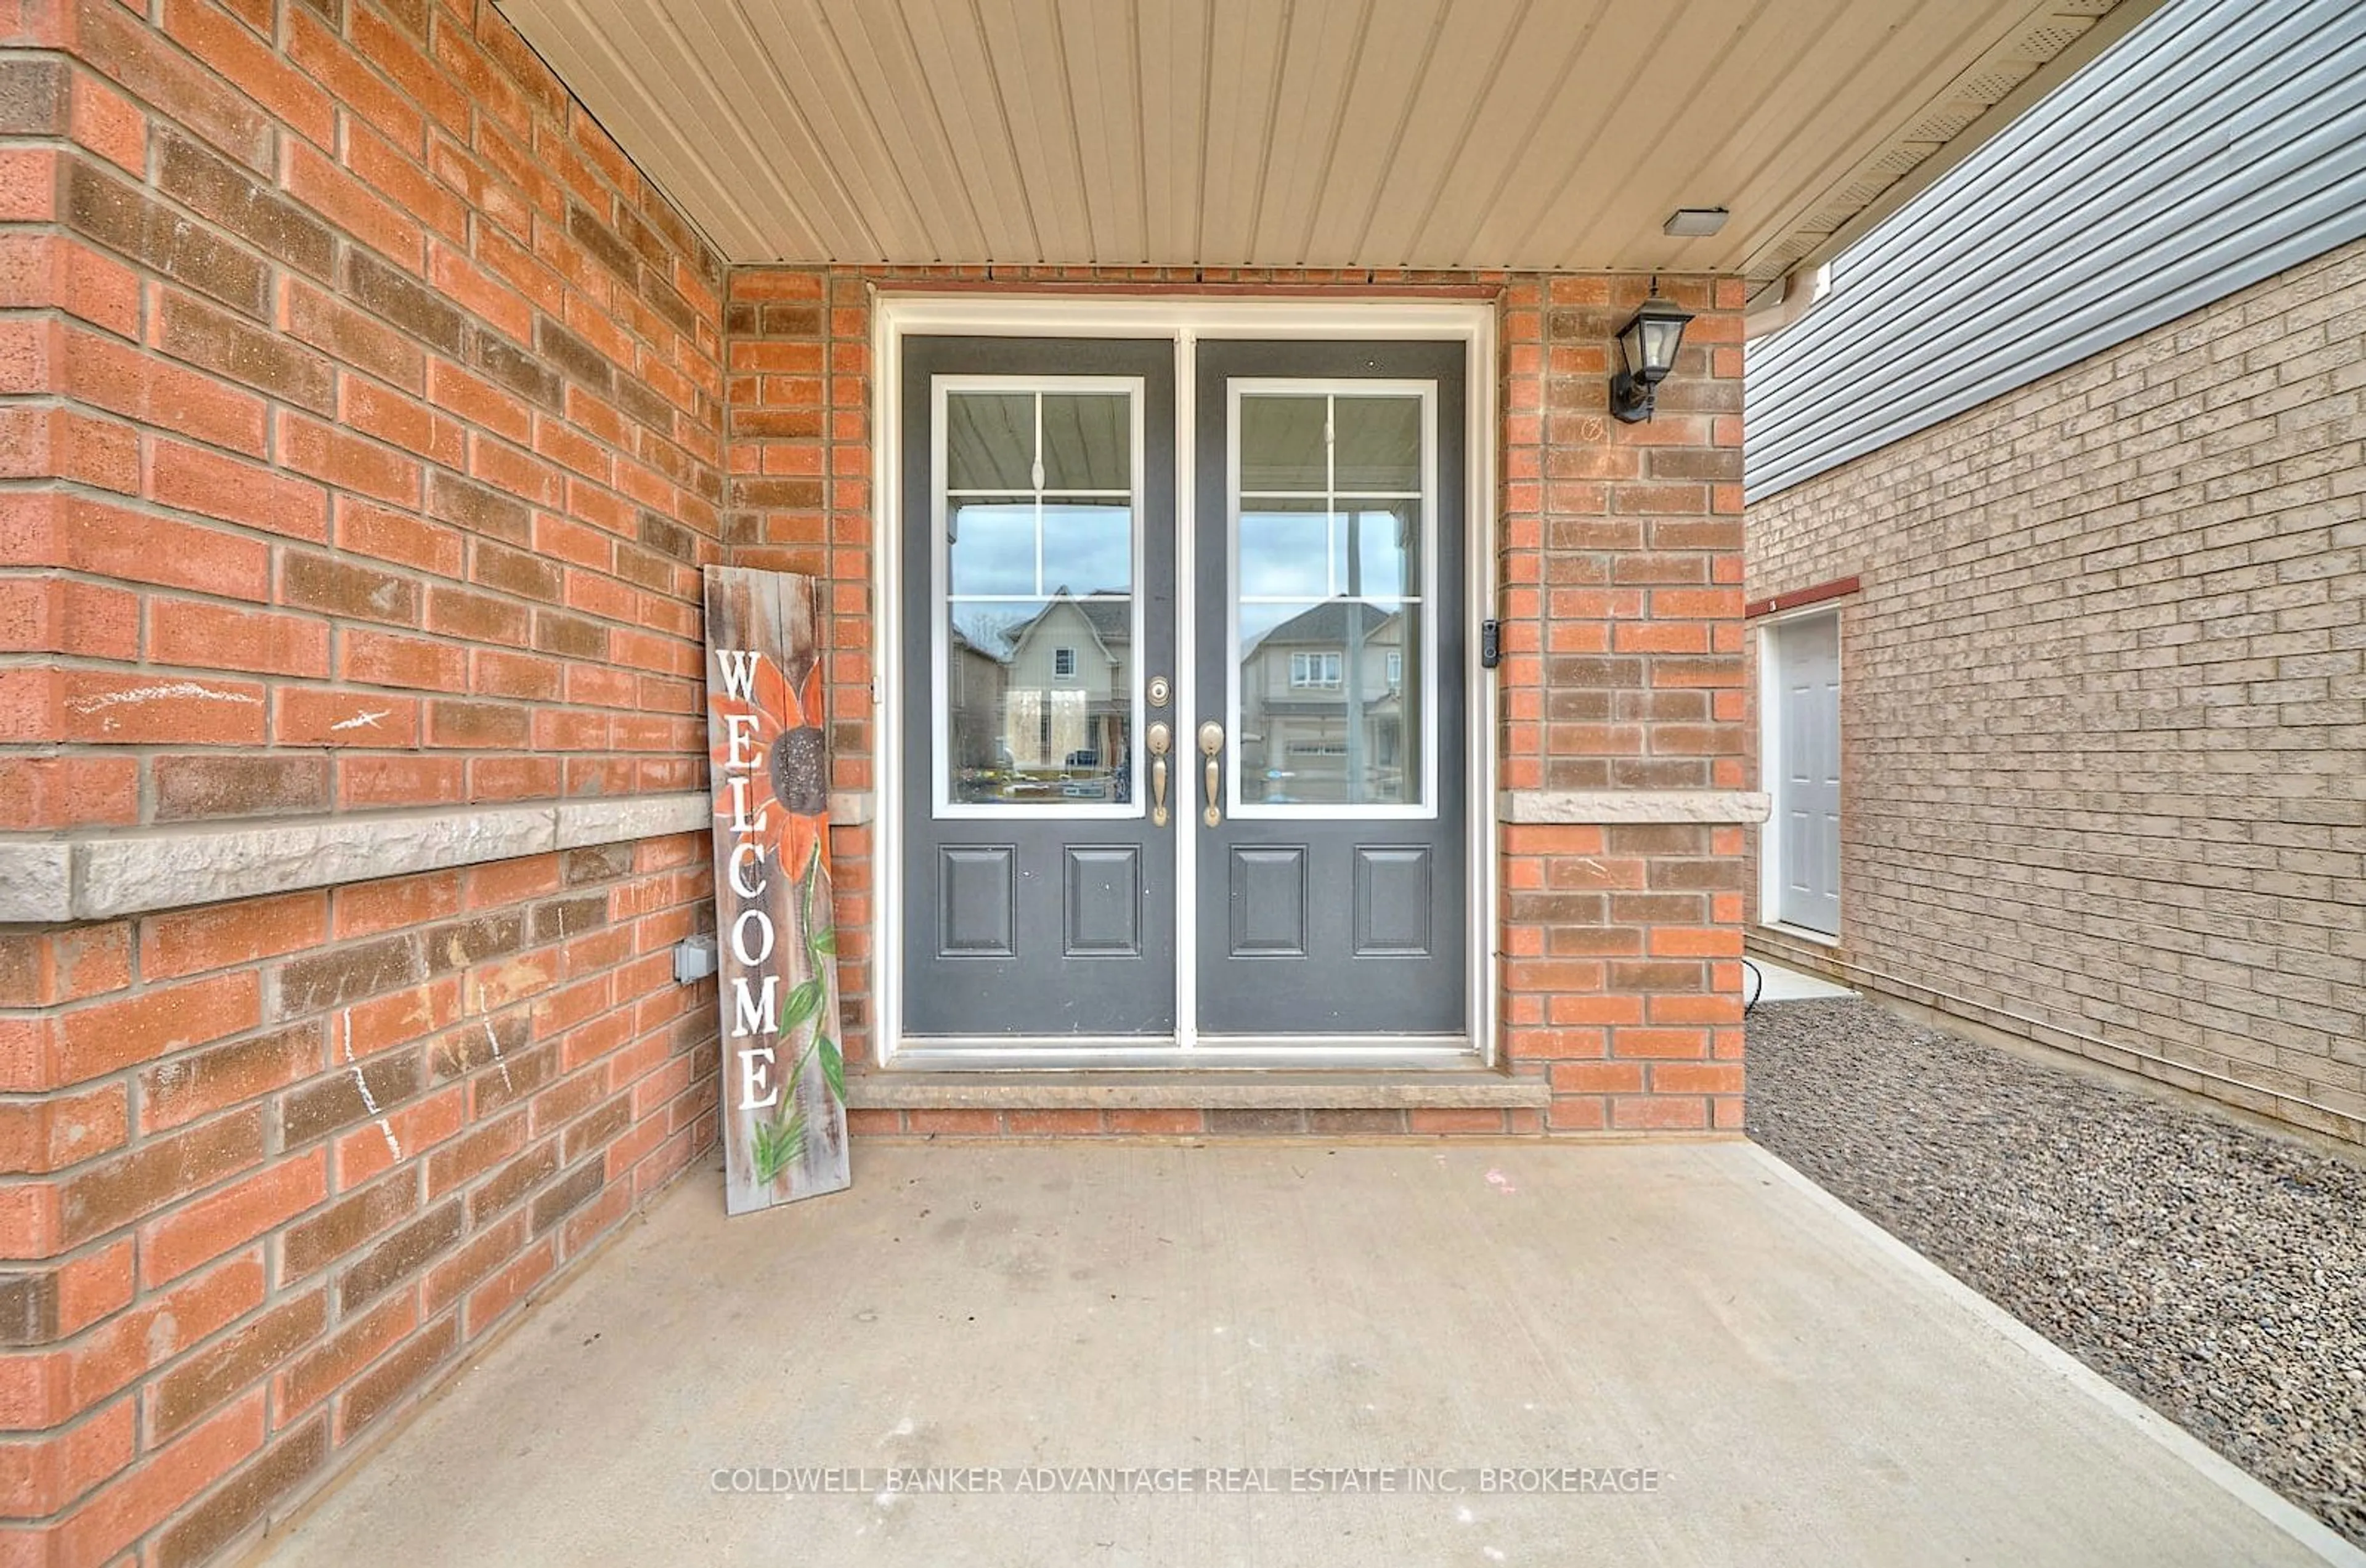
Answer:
top-left (1610, 280), bottom-right (1694, 423)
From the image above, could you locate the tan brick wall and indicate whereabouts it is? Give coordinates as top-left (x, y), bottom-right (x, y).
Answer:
top-left (728, 267), bottom-right (1750, 1133)
top-left (1745, 235), bottom-right (2366, 1144)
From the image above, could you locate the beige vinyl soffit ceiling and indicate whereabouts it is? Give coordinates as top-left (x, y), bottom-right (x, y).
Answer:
top-left (497, 0), bottom-right (2142, 282)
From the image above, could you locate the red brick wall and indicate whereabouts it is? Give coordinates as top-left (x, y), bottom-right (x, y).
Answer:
top-left (0, 1), bottom-right (725, 1561)
top-left (725, 267), bottom-right (1748, 1134)
top-left (1, 0), bottom-right (723, 830)
top-left (722, 269), bottom-right (876, 1067)
top-left (0, 838), bottom-right (714, 1564)
top-left (1497, 275), bottom-right (1750, 1133)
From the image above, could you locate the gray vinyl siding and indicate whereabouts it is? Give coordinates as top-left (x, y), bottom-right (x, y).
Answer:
top-left (1744, 0), bottom-right (2366, 501)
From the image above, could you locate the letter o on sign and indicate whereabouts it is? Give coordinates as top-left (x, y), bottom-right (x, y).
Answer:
top-left (731, 908), bottom-right (776, 967)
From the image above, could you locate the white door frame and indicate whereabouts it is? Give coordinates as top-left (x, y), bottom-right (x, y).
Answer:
top-left (870, 293), bottom-right (1500, 1069)
top-left (1756, 605), bottom-right (1843, 944)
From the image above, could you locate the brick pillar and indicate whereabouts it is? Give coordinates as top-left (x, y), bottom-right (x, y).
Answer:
top-left (1497, 275), bottom-right (1750, 1132)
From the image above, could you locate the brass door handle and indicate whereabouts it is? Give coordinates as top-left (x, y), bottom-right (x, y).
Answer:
top-left (1197, 720), bottom-right (1224, 827)
top-left (1147, 722), bottom-right (1171, 827)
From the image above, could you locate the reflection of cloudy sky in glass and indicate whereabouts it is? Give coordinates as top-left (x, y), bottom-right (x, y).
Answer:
top-left (950, 503), bottom-right (1131, 598)
top-left (1239, 504), bottom-right (1418, 599)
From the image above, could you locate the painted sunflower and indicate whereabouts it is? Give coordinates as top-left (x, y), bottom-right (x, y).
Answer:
top-left (709, 649), bottom-right (832, 886)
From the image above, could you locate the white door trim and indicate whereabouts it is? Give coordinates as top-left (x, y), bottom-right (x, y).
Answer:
top-left (871, 293), bottom-right (1500, 1069)
top-left (1755, 605), bottom-right (1843, 944)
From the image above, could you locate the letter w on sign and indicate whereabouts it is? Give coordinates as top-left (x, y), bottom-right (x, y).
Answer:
top-left (702, 566), bottom-right (851, 1214)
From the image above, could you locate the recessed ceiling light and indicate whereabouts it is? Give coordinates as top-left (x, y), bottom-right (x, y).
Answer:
top-left (1664, 207), bottom-right (1730, 237)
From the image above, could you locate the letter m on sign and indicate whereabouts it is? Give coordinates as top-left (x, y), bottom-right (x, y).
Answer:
top-left (702, 566), bottom-right (851, 1215)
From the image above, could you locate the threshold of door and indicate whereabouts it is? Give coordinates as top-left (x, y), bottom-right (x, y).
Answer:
top-left (847, 1070), bottom-right (1549, 1111)
top-left (1761, 920), bottom-right (1842, 948)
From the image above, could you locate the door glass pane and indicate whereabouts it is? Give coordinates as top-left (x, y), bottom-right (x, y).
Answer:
top-left (1232, 386), bottom-right (1427, 810)
top-left (1238, 394), bottom-right (1326, 492)
top-left (1239, 499), bottom-right (1331, 599)
top-left (1331, 500), bottom-right (1417, 600)
top-left (1041, 498), bottom-right (1132, 595)
top-left (941, 384), bottom-right (1137, 811)
top-left (948, 502), bottom-right (1036, 595)
top-left (1040, 394), bottom-right (1131, 490)
top-left (1332, 395), bottom-right (1421, 490)
top-left (948, 595), bottom-right (1134, 806)
top-left (1237, 599), bottom-right (1418, 806)
top-left (946, 392), bottom-right (1034, 490)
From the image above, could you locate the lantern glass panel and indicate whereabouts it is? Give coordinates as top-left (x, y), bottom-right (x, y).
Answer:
top-left (1641, 314), bottom-right (1686, 376)
top-left (1617, 318), bottom-right (1646, 378)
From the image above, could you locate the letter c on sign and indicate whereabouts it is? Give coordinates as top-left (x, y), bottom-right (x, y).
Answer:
top-left (729, 842), bottom-right (767, 898)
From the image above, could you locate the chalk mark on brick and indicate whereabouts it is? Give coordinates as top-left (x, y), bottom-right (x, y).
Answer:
top-left (471, 982), bottom-right (515, 1096)
top-left (68, 681), bottom-right (261, 715)
top-left (343, 1010), bottom-right (402, 1161)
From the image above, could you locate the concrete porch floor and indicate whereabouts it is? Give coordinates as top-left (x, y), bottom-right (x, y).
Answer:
top-left (253, 1142), bottom-right (2346, 1567)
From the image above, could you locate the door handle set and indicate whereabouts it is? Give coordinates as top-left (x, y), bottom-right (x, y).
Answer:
top-left (1147, 722), bottom-right (1171, 827)
top-left (1145, 678), bottom-right (1223, 829)
top-left (1198, 721), bottom-right (1224, 827)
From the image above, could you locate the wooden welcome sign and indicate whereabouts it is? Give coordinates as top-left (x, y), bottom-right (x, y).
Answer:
top-left (702, 567), bottom-right (851, 1215)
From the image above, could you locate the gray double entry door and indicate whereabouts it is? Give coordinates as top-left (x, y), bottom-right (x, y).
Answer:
top-left (900, 335), bottom-right (1468, 1054)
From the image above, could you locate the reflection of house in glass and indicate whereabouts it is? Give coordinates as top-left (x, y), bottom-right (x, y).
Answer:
top-left (1238, 599), bottom-right (1410, 805)
top-left (948, 589), bottom-right (1132, 804)
top-left (946, 622), bottom-right (1007, 790)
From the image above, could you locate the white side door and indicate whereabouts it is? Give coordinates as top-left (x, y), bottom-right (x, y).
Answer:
top-left (1774, 615), bottom-right (1842, 935)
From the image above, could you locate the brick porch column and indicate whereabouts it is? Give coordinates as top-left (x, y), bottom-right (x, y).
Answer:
top-left (1497, 275), bottom-right (1753, 1133)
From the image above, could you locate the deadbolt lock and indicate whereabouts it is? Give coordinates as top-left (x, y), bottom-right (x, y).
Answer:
top-left (1148, 675), bottom-right (1170, 707)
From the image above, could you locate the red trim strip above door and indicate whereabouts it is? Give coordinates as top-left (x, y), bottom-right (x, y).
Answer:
top-left (1746, 574), bottom-right (1860, 620)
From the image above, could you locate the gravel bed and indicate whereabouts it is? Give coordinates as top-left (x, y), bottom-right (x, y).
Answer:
top-left (1746, 997), bottom-right (2366, 1548)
